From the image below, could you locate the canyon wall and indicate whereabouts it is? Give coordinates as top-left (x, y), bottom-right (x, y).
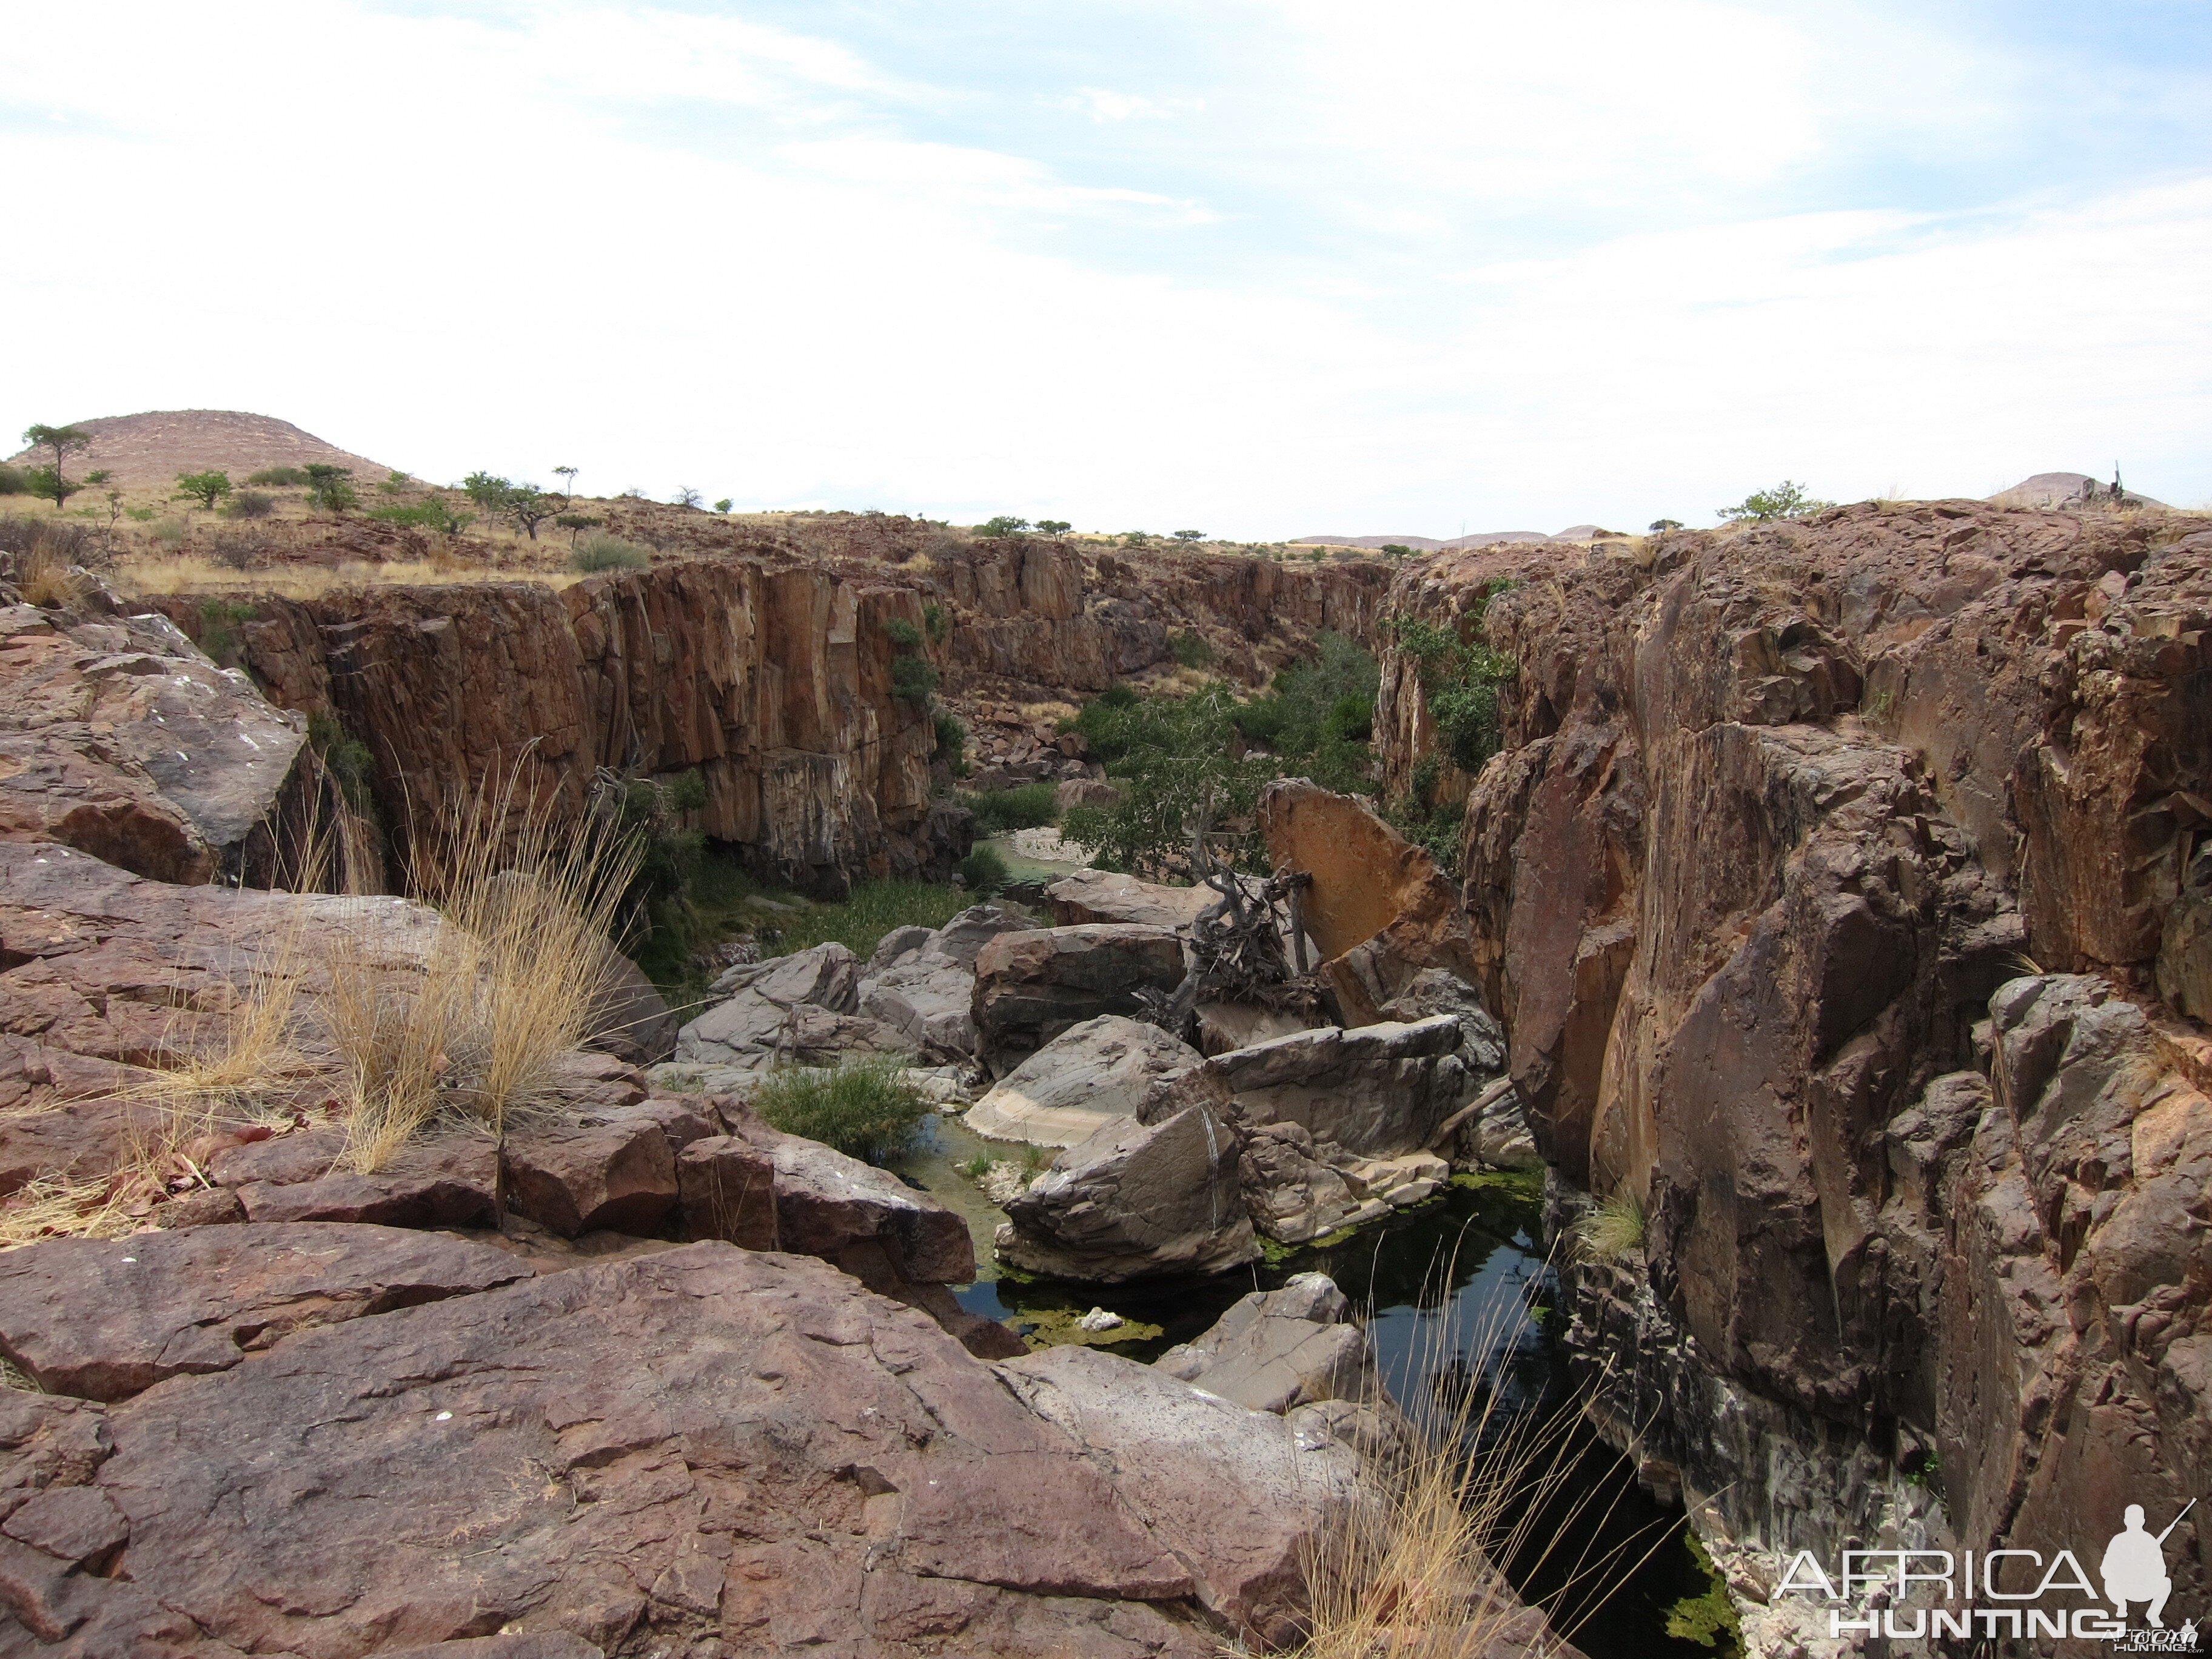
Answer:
top-left (1379, 503), bottom-right (2212, 1628)
top-left (184, 541), bottom-right (1381, 893)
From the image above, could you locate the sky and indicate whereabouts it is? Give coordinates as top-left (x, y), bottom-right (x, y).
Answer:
top-left (4, 1), bottom-right (2208, 538)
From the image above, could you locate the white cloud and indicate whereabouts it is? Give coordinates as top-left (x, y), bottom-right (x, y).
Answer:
top-left (1, 0), bottom-right (2205, 533)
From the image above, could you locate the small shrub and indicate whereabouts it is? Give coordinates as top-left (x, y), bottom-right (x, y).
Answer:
top-left (888, 654), bottom-right (939, 705)
top-left (209, 530), bottom-right (267, 571)
top-left (959, 844), bottom-right (1010, 896)
top-left (195, 598), bottom-right (258, 665)
top-left (883, 615), bottom-right (923, 649)
top-left (224, 489), bottom-right (278, 520)
top-left (1715, 480), bottom-right (1834, 521)
top-left (571, 532), bottom-right (650, 573)
top-left (958, 782), bottom-right (1058, 833)
top-left (713, 498), bottom-right (732, 513)
top-left (173, 469), bottom-right (233, 510)
top-left (246, 466), bottom-right (309, 487)
top-left (1167, 630), bottom-right (1213, 669)
top-left (922, 602), bottom-right (950, 643)
top-left (0, 464), bottom-right (25, 495)
top-left (1572, 1191), bottom-right (1647, 1263)
top-left (1379, 542), bottom-right (1414, 556)
top-left (303, 465), bottom-right (357, 514)
top-left (150, 517), bottom-right (189, 545)
top-left (668, 768), bottom-right (709, 813)
top-left (932, 706), bottom-right (968, 764)
top-left (125, 506), bottom-right (158, 522)
top-left (752, 1056), bottom-right (931, 1165)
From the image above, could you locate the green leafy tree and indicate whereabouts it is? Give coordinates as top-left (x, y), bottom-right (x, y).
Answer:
top-left (1170, 529), bottom-right (1205, 543)
top-left (505, 483), bottom-right (557, 539)
top-left (174, 469), bottom-right (233, 510)
top-left (461, 471), bottom-right (513, 512)
top-left (1649, 518), bottom-right (1683, 532)
top-left (303, 464), bottom-right (357, 514)
top-left (556, 512), bottom-right (603, 548)
top-left (976, 515), bottom-right (1029, 538)
top-left (1714, 481), bottom-right (1834, 522)
top-left (21, 424), bottom-right (91, 507)
top-left (1061, 682), bottom-right (1275, 879)
top-left (712, 498), bottom-right (732, 514)
top-left (1035, 518), bottom-right (1071, 535)
top-left (1380, 543), bottom-right (1414, 556)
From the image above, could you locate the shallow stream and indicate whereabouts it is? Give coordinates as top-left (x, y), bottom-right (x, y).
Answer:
top-left (892, 1114), bottom-right (1738, 1657)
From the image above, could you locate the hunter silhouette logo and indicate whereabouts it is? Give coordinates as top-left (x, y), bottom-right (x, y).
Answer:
top-left (2104, 1502), bottom-right (2190, 1627)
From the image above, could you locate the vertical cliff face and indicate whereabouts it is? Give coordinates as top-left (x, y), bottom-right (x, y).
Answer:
top-left (220, 561), bottom-right (942, 893)
top-left (1379, 504), bottom-right (2212, 1610)
top-left (193, 541), bottom-right (1383, 893)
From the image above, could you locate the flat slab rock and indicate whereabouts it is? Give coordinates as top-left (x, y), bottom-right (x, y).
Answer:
top-left (35, 1243), bottom-right (1359, 1657)
top-left (0, 1222), bottom-right (527, 1403)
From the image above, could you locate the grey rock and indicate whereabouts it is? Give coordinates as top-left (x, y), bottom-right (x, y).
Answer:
top-left (1153, 1273), bottom-right (1372, 1414)
top-left (1202, 1015), bottom-right (1475, 1157)
top-left (966, 1015), bottom-right (1202, 1147)
top-left (999, 1101), bottom-right (1257, 1282)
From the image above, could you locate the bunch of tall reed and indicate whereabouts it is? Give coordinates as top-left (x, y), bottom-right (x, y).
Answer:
top-left (1287, 1240), bottom-right (1672, 1658)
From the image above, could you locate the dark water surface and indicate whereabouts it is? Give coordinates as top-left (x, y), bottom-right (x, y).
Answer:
top-left (952, 1176), bottom-right (1737, 1658)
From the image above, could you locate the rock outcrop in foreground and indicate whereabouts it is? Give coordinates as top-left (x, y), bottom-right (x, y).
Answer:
top-left (1381, 500), bottom-right (2212, 1635)
top-left (0, 1242), bottom-right (1366, 1656)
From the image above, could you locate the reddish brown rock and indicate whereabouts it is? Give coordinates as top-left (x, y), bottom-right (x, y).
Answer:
top-left (70, 1244), bottom-right (1315, 1657)
top-left (674, 1133), bottom-right (780, 1250)
top-left (0, 841), bottom-right (441, 1191)
top-left (500, 1099), bottom-right (715, 1238)
top-left (0, 1222), bottom-right (527, 1401)
top-left (228, 1133), bottom-right (501, 1229)
top-left (971, 923), bottom-right (1187, 1074)
top-left (1385, 501), bottom-right (2212, 1612)
top-left (1256, 780), bottom-right (1479, 1024)
top-left (0, 596), bottom-right (309, 886)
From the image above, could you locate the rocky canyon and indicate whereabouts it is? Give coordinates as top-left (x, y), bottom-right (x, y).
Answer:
top-left (2, 485), bottom-right (2209, 1658)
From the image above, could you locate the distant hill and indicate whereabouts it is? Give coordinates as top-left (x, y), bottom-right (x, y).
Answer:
top-left (6, 410), bottom-right (400, 491)
top-left (1294, 526), bottom-right (1615, 550)
top-left (1987, 471), bottom-right (2165, 510)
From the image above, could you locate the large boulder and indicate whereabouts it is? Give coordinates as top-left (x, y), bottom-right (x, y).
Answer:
top-left (42, 1243), bottom-right (1363, 1655)
top-left (999, 1098), bottom-right (1258, 1282)
top-left (0, 842), bottom-right (441, 1191)
top-left (1045, 870), bottom-right (1216, 931)
top-left (0, 597), bottom-right (310, 887)
top-left (965, 1015), bottom-right (1202, 1147)
top-left (500, 1098), bottom-right (718, 1238)
top-left (1200, 1014), bottom-right (1478, 1157)
top-left (675, 942), bottom-right (911, 1071)
top-left (0, 1222), bottom-right (526, 1401)
top-left (857, 903), bottom-right (1032, 1054)
top-left (997, 1343), bottom-right (1361, 1648)
top-left (971, 924), bottom-right (1187, 1074)
top-left (1154, 1273), bottom-right (1372, 1415)
top-left (1257, 780), bottom-right (1480, 1024)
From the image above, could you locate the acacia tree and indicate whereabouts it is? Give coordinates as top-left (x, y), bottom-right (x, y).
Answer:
top-left (303, 464), bottom-right (357, 514)
top-left (552, 465), bottom-right (578, 504)
top-left (21, 424), bottom-right (90, 508)
top-left (175, 470), bottom-right (234, 510)
top-left (506, 484), bottom-right (557, 539)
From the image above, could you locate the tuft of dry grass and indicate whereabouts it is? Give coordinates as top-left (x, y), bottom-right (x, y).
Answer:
top-left (1289, 1244), bottom-right (1669, 1658)
top-left (0, 1176), bottom-right (141, 1250)
top-left (1569, 1191), bottom-right (1646, 1265)
top-left (331, 771), bottom-right (643, 1170)
top-left (9, 530), bottom-right (90, 608)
